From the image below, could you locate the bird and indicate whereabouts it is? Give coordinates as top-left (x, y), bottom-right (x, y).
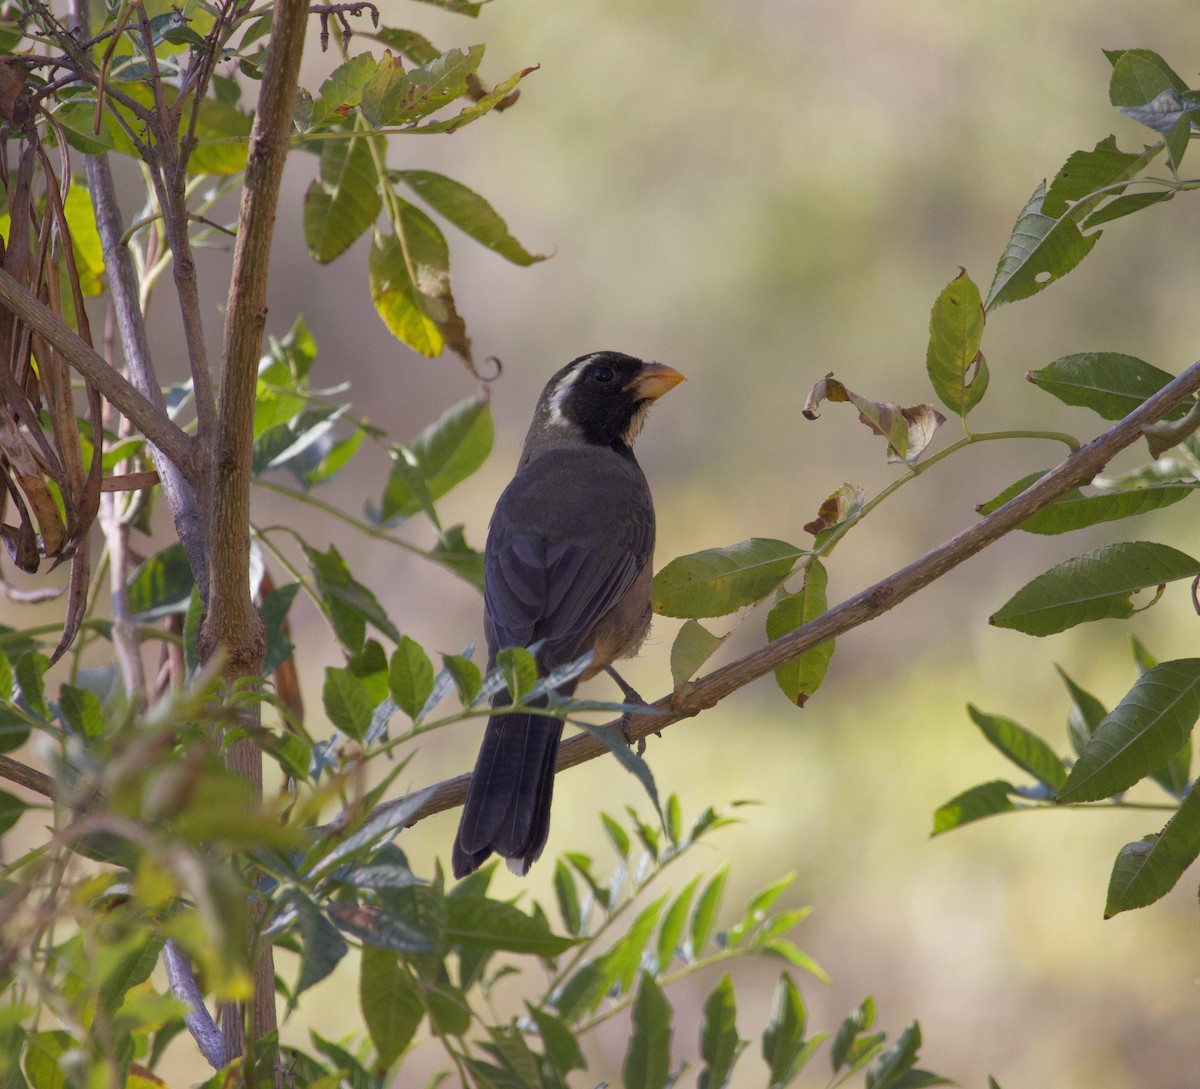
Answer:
top-left (451, 351), bottom-right (684, 878)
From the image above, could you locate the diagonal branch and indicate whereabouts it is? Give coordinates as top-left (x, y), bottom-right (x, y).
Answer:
top-left (0, 266), bottom-right (197, 480)
top-left (388, 357), bottom-right (1200, 827)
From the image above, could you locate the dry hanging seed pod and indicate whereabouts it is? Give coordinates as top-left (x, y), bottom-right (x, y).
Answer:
top-left (0, 91), bottom-right (104, 660)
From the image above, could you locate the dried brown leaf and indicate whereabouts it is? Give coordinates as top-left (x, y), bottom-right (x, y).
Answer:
top-left (803, 373), bottom-right (946, 465)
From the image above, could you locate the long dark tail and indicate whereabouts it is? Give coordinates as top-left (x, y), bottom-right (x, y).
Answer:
top-left (452, 703), bottom-right (564, 878)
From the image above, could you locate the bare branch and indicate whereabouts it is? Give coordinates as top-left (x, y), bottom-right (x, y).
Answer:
top-left (0, 266), bottom-right (197, 479)
top-left (163, 940), bottom-right (224, 1069)
top-left (0, 753), bottom-right (51, 797)
top-left (388, 357), bottom-right (1200, 828)
top-left (83, 153), bottom-right (210, 600)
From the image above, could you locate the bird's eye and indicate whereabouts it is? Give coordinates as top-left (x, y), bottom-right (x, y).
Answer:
top-left (591, 365), bottom-right (615, 384)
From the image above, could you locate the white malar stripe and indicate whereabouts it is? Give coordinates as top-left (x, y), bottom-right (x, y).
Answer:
top-left (622, 400), bottom-right (651, 446)
top-left (547, 354), bottom-right (602, 427)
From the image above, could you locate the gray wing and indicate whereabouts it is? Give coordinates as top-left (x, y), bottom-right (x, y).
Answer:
top-left (483, 450), bottom-right (654, 670)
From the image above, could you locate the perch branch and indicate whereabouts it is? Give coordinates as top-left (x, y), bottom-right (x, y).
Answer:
top-left (387, 357), bottom-right (1200, 826)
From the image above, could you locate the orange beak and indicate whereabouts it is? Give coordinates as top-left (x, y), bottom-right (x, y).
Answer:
top-left (627, 361), bottom-right (686, 401)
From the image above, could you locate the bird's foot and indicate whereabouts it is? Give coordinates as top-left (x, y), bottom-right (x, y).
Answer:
top-left (605, 665), bottom-right (650, 753)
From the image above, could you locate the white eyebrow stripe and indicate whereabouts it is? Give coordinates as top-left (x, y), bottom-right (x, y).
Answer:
top-left (547, 354), bottom-right (603, 427)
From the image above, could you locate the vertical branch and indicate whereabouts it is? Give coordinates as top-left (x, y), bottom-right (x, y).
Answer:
top-left (196, 0), bottom-right (309, 1072)
top-left (85, 154), bottom-right (210, 600)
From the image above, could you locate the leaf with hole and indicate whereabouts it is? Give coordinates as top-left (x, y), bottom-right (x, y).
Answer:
top-left (925, 269), bottom-right (988, 415)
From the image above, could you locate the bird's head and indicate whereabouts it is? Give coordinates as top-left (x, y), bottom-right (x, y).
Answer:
top-left (535, 351), bottom-right (685, 451)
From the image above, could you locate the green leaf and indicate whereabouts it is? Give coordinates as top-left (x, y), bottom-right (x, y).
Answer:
top-left (446, 896), bottom-right (576, 955)
top-left (426, 983), bottom-right (471, 1037)
top-left (1056, 664), bottom-right (1108, 758)
top-left (699, 974), bottom-right (741, 1089)
top-left (762, 973), bottom-right (815, 1089)
top-left (595, 894), bottom-right (667, 999)
top-left (1027, 352), bottom-right (1182, 420)
top-left (690, 864), bottom-right (729, 954)
top-left (1021, 482), bottom-right (1192, 535)
top-left (623, 974), bottom-right (673, 1089)
top-left (289, 892), bottom-right (348, 1004)
top-left (1104, 785), bottom-right (1200, 916)
top-left (980, 473), bottom-right (1193, 535)
top-left (496, 646), bottom-right (538, 702)
top-left (127, 543), bottom-right (194, 621)
top-left (925, 269), bottom-right (988, 415)
top-left (931, 781), bottom-right (1018, 835)
top-left (362, 46), bottom-right (484, 126)
top-left (62, 182), bottom-right (105, 297)
top-left (984, 182), bottom-right (1099, 311)
top-left (253, 404), bottom-right (346, 473)
top-left (323, 666), bottom-right (376, 740)
top-left (367, 28), bottom-right (441, 67)
top-left (653, 538), bottom-right (804, 619)
top-left (830, 997), bottom-right (885, 1077)
top-left (553, 860), bottom-right (582, 936)
top-left (406, 63), bottom-right (537, 135)
top-left (866, 1022), bottom-right (922, 1089)
top-left (187, 97), bottom-right (253, 175)
top-left (441, 653), bottom-right (481, 704)
top-left (304, 542), bottom-right (399, 652)
top-left (1059, 659), bottom-right (1200, 803)
top-left (378, 393), bottom-right (493, 522)
top-left (766, 559), bottom-right (833, 706)
top-left (427, 524), bottom-right (485, 588)
top-left (53, 99), bottom-right (115, 154)
top-left (1042, 135), bottom-right (1158, 216)
top-left (58, 683), bottom-right (104, 738)
top-left (966, 706), bottom-right (1066, 790)
top-left (526, 1005), bottom-right (586, 1078)
top-left (989, 541), bottom-right (1200, 636)
top-left (24, 1030), bottom-right (71, 1089)
top-left (1108, 50), bottom-right (1191, 170)
top-left (359, 945), bottom-right (423, 1068)
top-left (14, 653), bottom-right (49, 721)
top-left (577, 721), bottom-right (661, 823)
top-left (305, 133), bottom-right (383, 263)
top-left (389, 636), bottom-right (435, 719)
top-left (396, 170), bottom-right (546, 265)
top-left (326, 901), bottom-right (433, 953)
top-left (667, 619), bottom-right (722, 688)
top-left (307, 53), bottom-right (379, 131)
top-left (656, 874), bottom-right (701, 970)
top-left (0, 789), bottom-right (27, 836)
top-left (261, 581), bottom-right (301, 676)
top-left (370, 204), bottom-right (471, 361)
top-left (1081, 189), bottom-right (1174, 229)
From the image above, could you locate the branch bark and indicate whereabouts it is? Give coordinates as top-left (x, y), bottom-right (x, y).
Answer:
top-left (83, 153), bottom-right (210, 600)
top-left (387, 357), bottom-right (1200, 827)
top-left (193, 0), bottom-right (310, 1072)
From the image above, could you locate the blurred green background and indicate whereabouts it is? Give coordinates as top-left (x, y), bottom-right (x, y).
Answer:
top-left (11, 0), bottom-right (1200, 1086)
top-left (244, 1), bottom-right (1200, 1087)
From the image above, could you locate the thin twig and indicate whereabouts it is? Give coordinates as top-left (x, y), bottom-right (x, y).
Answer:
top-left (0, 754), bottom-right (52, 797)
top-left (385, 357), bottom-right (1200, 827)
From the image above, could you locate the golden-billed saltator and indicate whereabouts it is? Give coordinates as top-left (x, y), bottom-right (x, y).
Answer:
top-left (452, 352), bottom-right (684, 878)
